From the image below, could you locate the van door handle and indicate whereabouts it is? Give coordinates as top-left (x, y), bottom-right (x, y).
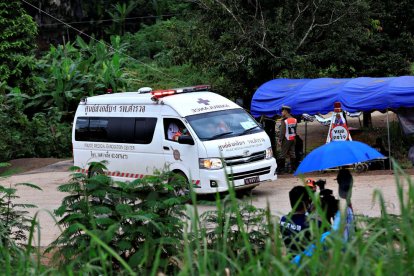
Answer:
top-left (163, 146), bottom-right (170, 150)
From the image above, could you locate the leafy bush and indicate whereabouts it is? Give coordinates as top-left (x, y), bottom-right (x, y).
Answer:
top-left (0, 0), bottom-right (37, 91)
top-left (0, 175), bottom-right (43, 274)
top-left (123, 19), bottom-right (235, 95)
top-left (0, 35), bottom-right (132, 161)
top-left (1, 161), bottom-right (414, 274)
top-left (0, 182), bottom-right (41, 246)
top-left (0, 92), bottom-right (71, 160)
top-left (33, 36), bottom-right (131, 115)
top-left (49, 163), bottom-right (189, 274)
top-left (200, 195), bottom-right (269, 256)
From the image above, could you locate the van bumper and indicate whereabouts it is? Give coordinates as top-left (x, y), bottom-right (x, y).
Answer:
top-left (196, 158), bottom-right (277, 194)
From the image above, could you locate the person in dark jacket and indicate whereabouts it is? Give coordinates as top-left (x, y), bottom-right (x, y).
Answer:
top-left (280, 186), bottom-right (311, 253)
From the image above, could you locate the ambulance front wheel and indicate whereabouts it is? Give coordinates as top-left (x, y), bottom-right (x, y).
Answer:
top-left (237, 186), bottom-right (256, 196)
top-left (88, 165), bottom-right (104, 178)
top-left (169, 171), bottom-right (189, 196)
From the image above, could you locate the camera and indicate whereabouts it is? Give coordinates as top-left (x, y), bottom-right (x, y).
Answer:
top-left (315, 179), bottom-right (326, 190)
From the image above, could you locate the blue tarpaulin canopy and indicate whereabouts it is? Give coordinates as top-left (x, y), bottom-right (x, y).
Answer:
top-left (251, 77), bottom-right (414, 117)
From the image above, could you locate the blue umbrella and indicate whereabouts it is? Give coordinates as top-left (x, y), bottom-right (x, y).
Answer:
top-left (294, 141), bottom-right (385, 176)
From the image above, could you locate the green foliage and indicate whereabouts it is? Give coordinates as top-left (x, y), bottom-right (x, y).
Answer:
top-left (143, 0), bottom-right (413, 102)
top-left (0, 92), bottom-right (71, 160)
top-left (127, 61), bottom-right (229, 92)
top-left (0, 34), bottom-right (134, 161)
top-left (178, 163), bottom-right (414, 275)
top-left (0, 178), bottom-right (48, 274)
top-left (123, 18), bottom-right (234, 92)
top-left (107, 1), bottom-right (138, 36)
top-left (0, 0), bottom-right (37, 91)
top-left (49, 164), bottom-right (189, 274)
top-left (0, 181), bottom-right (41, 246)
top-left (200, 196), bottom-right (269, 256)
top-left (1, 162), bottom-right (414, 274)
top-left (34, 35), bottom-right (131, 114)
top-left (0, 235), bottom-right (53, 275)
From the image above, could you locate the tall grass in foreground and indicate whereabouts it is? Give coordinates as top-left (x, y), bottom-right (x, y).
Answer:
top-left (178, 160), bottom-right (414, 275)
top-left (1, 161), bottom-right (414, 275)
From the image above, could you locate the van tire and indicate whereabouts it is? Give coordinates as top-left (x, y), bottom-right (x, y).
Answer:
top-left (169, 171), bottom-right (189, 196)
top-left (237, 186), bottom-right (256, 196)
top-left (88, 166), bottom-right (104, 178)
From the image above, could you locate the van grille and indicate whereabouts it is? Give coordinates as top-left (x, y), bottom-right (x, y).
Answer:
top-left (224, 150), bottom-right (266, 166)
top-left (228, 166), bottom-right (271, 181)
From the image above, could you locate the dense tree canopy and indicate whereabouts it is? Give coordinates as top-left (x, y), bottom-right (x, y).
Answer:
top-left (0, 0), bottom-right (412, 160)
top-left (23, 1), bottom-right (414, 98)
top-left (0, 0), bottom-right (37, 90)
top-left (177, 0), bottom-right (414, 102)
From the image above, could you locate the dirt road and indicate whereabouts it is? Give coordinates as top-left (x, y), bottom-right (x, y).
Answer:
top-left (1, 160), bottom-right (411, 247)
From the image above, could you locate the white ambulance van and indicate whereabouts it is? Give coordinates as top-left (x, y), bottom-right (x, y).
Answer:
top-left (72, 85), bottom-right (277, 194)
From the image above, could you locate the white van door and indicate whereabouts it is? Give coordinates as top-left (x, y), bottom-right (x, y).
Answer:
top-left (162, 118), bottom-right (201, 187)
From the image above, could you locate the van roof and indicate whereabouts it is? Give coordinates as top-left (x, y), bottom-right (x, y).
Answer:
top-left (84, 91), bottom-right (241, 117)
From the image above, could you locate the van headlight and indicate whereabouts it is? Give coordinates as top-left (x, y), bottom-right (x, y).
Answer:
top-left (265, 147), bottom-right (273, 159)
top-left (199, 158), bottom-right (223, 169)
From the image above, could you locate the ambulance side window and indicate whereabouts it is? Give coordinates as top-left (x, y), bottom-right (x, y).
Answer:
top-left (89, 118), bottom-right (109, 142)
top-left (108, 117), bottom-right (135, 143)
top-left (134, 118), bottom-right (157, 144)
top-left (75, 118), bottom-right (89, 141)
top-left (74, 117), bottom-right (157, 144)
top-left (163, 118), bottom-right (186, 141)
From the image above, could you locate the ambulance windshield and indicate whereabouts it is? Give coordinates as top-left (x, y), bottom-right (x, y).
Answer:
top-left (186, 109), bottom-right (262, 141)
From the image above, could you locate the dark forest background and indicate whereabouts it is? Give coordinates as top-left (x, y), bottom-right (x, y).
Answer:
top-left (1, 0), bottom-right (413, 160)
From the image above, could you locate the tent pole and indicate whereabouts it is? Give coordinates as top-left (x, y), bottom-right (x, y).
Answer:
top-left (386, 109), bottom-right (392, 170)
top-left (305, 121), bottom-right (308, 154)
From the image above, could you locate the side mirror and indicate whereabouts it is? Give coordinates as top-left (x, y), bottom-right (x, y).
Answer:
top-left (178, 135), bottom-right (194, 145)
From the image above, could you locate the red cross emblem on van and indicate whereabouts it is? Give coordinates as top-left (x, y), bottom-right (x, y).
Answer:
top-left (197, 98), bottom-right (210, 105)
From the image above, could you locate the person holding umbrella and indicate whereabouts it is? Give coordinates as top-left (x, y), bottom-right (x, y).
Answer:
top-left (289, 141), bottom-right (384, 264)
top-left (278, 105), bottom-right (297, 173)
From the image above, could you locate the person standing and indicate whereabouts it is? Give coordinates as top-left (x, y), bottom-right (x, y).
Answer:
top-left (278, 105), bottom-right (297, 173)
top-left (336, 168), bottom-right (355, 241)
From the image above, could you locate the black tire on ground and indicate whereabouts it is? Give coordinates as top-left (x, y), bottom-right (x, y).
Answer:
top-left (88, 165), bottom-right (104, 178)
top-left (236, 186), bottom-right (256, 197)
top-left (169, 171), bottom-right (189, 196)
top-left (354, 163), bottom-right (365, 173)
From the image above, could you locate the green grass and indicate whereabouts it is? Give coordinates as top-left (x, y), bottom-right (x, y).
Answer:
top-left (2, 160), bottom-right (414, 275)
top-left (0, 167), bottom-right (23, 177)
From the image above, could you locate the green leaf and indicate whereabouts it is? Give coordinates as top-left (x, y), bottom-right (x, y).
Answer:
top-left (115, 203), bottom-right (133, 214)
top-left (15, 182), bottom-right (42, 191)
top-left (118, 239), bottom-right (132, 251)
top-left (92, 206), bottom-right (112, 215)
top-left (95, 217), bottom-right (116, 226)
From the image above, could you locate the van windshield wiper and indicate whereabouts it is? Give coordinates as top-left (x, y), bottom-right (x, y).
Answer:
top-left (241, 126), bottom-right (260, 135)
top-left (207, 131), bottom-right (233, 140)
